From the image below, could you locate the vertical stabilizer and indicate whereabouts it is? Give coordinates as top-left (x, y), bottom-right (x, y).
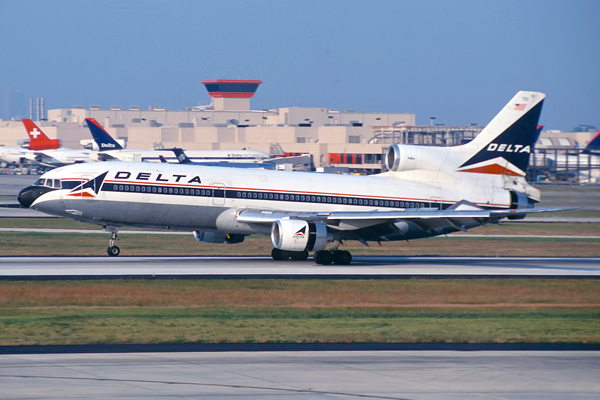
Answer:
top-left (456, 91), bottom-right (545, 176)
top-left (85, 118), bottom-right (124, 150)
top-left (22, 119), bottom-right (62, 150)
top-left (585, 130), bottom-right (600, 150)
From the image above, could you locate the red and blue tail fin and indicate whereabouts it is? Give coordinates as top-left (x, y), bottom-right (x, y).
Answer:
top-left (85, 118), bottom-right (124, 150)
top-left (584, 130), bottom-right (600, 151)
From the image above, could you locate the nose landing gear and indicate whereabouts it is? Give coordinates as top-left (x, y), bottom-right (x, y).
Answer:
top-left (105, 226), bottom-right (120, 257)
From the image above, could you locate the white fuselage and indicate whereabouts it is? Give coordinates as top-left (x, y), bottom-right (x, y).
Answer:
top-left (30, 161), bottom-right (511, 233)
top-left (0, 147), bottom-right (34, 166)
top-left (25, 148), bottom-right (94, 167)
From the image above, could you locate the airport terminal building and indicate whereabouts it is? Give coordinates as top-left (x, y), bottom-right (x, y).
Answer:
top-left (1, 79), bottom-right (598, 180)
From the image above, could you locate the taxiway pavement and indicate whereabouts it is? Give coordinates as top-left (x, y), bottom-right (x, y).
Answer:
top-left (1, 351), bottom-right (598, 399)
top-left (0, 256), bottom-right (599, 279)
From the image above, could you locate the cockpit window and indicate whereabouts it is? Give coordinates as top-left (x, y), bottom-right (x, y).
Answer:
top-left (34, 178), bottom-right (62, 188)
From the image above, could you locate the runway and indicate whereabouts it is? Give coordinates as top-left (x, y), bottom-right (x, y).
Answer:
top-left (1, 351), bottom-right (598, 399)
top-left (1, 255), bottom-right (599, 279)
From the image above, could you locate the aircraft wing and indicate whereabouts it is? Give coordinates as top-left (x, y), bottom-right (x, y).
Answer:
top-left (96, 152), bottom-right (120, 161)
top-left (237, 205), bottom-right (577, 234)
top-left (32, 152), bottom-right (62, 167)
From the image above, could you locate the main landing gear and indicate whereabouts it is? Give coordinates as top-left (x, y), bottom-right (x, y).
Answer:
top-left (314, 250), bottom-right (352, 265)
top-left (271, 248), bottom-right (309, 261)
top-left (271, 248), bottom-right (352, 265)
top-left (106, 226), bottom-right (120, 257)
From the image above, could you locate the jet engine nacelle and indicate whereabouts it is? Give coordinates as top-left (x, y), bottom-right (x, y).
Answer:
top-left (21, 138), bottom-right (62, 150)
top-left (271, 219), bottom-right (331, 252)
top-left (81, 139), bottom-right (127, 151)
top-left (193, 231), bottom-right (245, 244)
top-left (507, 191), bottom-right (534, 220)
top-left (385, 144), bottom-right (422, 172)
top-left (385, 144), bottom-right (444, 172)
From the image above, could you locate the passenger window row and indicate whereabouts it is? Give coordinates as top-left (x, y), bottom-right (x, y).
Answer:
top-left (104, 183), bottom-right (433, 209)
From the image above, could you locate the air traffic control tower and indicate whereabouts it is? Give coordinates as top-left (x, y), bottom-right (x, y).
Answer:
top-left (200, 79), bottom-right (263, 111)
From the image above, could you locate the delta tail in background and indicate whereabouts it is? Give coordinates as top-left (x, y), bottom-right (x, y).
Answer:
top-left (85, 118), bottom-right (311, 169)
top-left (19, 91), bottom-right (572, 263)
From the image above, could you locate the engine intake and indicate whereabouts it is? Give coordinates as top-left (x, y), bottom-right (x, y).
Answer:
top-left (385, 144), bottom-right (419, 172)
top-left (271, 219), bottom-right (331, 252)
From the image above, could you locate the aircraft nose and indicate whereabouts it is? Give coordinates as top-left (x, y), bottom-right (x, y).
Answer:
top-left (18, 186), bottom-right (55, 208)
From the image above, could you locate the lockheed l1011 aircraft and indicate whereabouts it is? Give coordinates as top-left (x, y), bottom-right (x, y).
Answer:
top-left (19, 91), bottom-right (568, 263)
top-left (84, 118), bottom-right (271, 163)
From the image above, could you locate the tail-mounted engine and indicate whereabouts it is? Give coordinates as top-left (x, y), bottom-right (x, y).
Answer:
top-left (271, 219), bottom-right (332, 252)
top-left (385, 144), bottom-right (445, 172)
top-left (385, 144), bottom-right (420, 172)
top-left (82, 139), bottom-right (127, 151)
top-left (507, 190), bottom-right (534, 220)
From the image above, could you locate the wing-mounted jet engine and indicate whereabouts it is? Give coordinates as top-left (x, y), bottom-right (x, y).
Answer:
top-left (270, 219), bottom-right (334, 261)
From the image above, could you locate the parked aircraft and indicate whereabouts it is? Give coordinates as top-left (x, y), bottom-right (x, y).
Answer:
top-left (582, 130), bottom-right (600, 155)
top-left (532, 129), bottom-right (600, 172)
top-left (163, 147), bottom-right (276, 169)
top-left (19, 91), bottom-right (569, 263)
top-left (84, 118), bottom-right (271, 163)
top-left (0, 119), bottom-right (63, 167)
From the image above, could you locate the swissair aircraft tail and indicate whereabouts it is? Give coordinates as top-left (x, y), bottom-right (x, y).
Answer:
top-left (22, 119), bottom-right (62, 151)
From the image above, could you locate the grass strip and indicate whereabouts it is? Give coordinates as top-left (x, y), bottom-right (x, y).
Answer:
top-left (1, 280), bottom-right (598, 345)
top-left (2, 307), bottom-right (598, 345)
top-left (1, 280), bottom-right (599, 307)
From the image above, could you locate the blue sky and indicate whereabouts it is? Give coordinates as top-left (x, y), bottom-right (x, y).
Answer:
top-left (1, 0), bottom-right (598, 130)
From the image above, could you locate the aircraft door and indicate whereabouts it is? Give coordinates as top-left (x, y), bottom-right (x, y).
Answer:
top-left (212, 183), bottom-right (225, 206)
top-left (429, 197), bottom-right (442, 210)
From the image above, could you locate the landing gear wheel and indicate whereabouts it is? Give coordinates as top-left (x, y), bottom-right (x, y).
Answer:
top-left (333, 250), bottom-right (352, 265)
top-left (290, 250), bottom-right (309, 261)
top-left (271, 248), bottom-right (290, 261)
top-left (314, 250), bottom-right (333, 265)
top-left (106, 226), bottom-right (121, 257)
top-left (107, 246), bottom-right (120, 257)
